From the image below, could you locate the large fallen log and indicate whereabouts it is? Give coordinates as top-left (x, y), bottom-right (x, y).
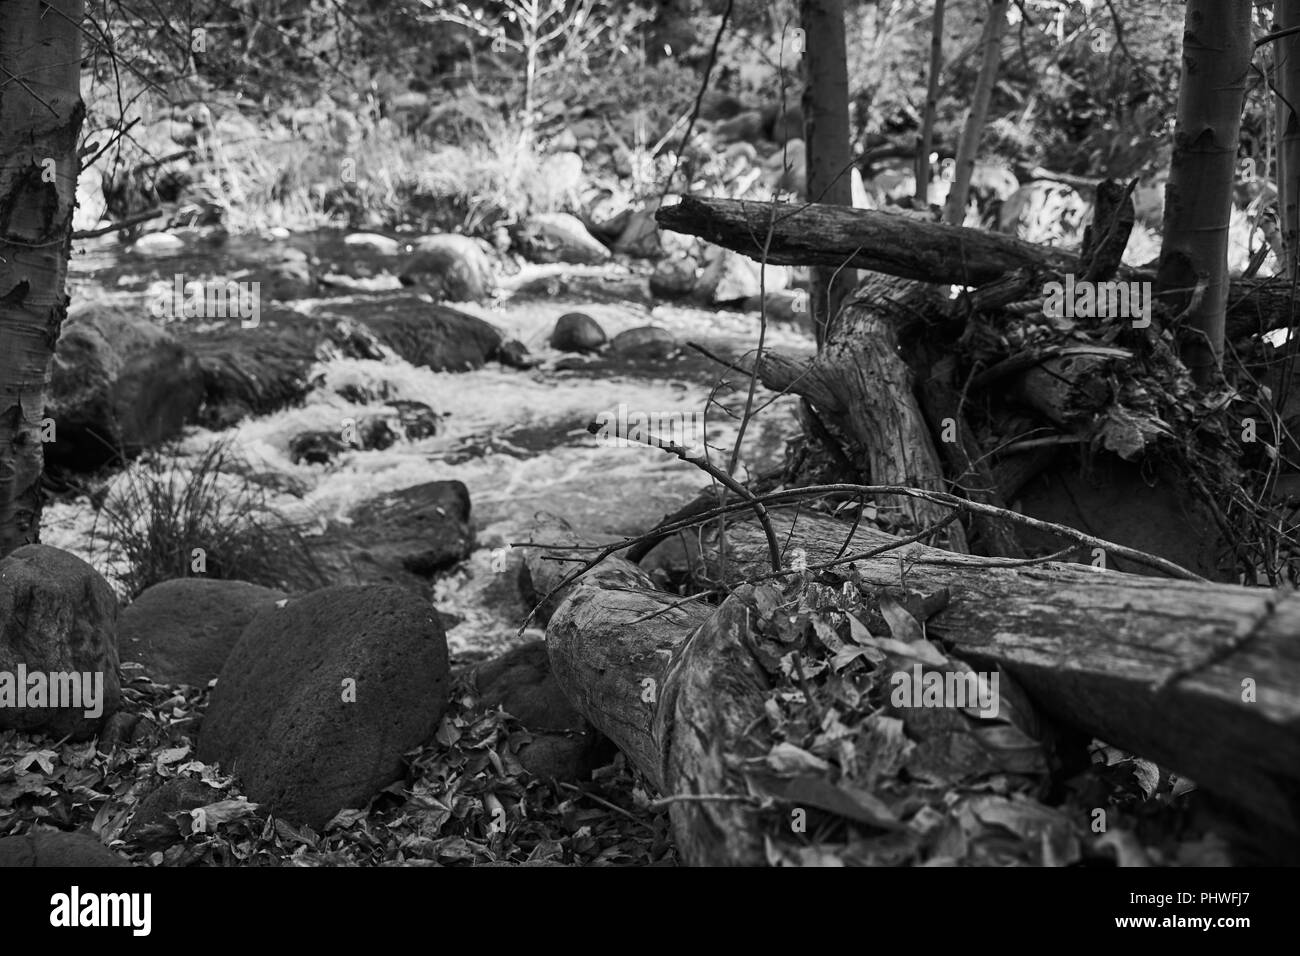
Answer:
top-left (540, 510), bottom-right (1300, 864)
top-left (657, 196), bottom-right (1297, 338)
top-left (658, 195), bottom-right (1076, 286)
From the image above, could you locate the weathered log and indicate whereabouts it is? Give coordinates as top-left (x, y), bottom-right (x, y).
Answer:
top-left (658, 196), bottom-right (1297, 338)
top-left (517, 512), bottom-right (646, 626)
top-left (1009, 352), bottom-right (1117, 428)
top-left (657, 195), bottom-right (1076, 286)
top-left (1014, 164), bottom-right (1103, 192)
top-left (541, 510), bottom-right (1300, 863)
top-left (653, 594), bottom-right (771, 866)
top-left (1079, 178), bottom-right (1136, 282)
top-left (754, 274), bottom-right (968, 551)
top-left (706, 511), bottom-right (1300, 853)
top-left (546, 576), bottom-right (715, 791)
top-left (545, 573), bottom-right (776, 865)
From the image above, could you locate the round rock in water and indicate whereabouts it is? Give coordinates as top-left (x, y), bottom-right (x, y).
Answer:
top-left (513, 213), bottom-right (611, 265)
top-left (399, 233), bottom-right (496, 302)
top-left (610, 325), bottom-right (677, 361)
top-left (549, 312), bottom-right (607, 353)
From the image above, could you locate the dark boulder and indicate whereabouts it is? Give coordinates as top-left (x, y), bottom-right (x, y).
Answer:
top-left (473, 641), bottom-right (608, 781)
top-left (399, 233), bottom-right (496, 302)
top-left (495, 339), bottom-right (537, 369)
top-left (118, 578), bottom-right (287, 687)
top-left (610, 326), bottom-right (677, 361)
top-left (0, 545), bottom-right (120, 739)
top-left (123, 777), bottom-right (218, 848)
top-left (356, 415), bottom-right (399, 451)
top-left (198, 584), bottom-right (451, 829)
top-left (361, 303), bottom-right (505, 372)
top-left (47, 304), bottom-right (204, 470)
top-left (289, 430), bottom-right (352, 465)
top-left (513, 213), bottom-right (611, 265)
top-left (549, 312), bottom-right (607, 353)
top-left (309, 480), bottom-right (475, 590)
top-left (388, 400), bottom-right (441, 441)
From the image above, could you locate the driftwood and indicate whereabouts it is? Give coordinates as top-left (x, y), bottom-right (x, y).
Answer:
top-left (539, 510), bottom-right (1300, 864)
top-left (658, 196), bottom-right (1297, 340)
top-left (569, 195), bottom-right (1300, 865)
top-left (1006, 351), bottom-right (1119, 428)
top-left (545, 574), bottom-right (770, 864)
top-left (517, 512), bottom-right (648, 625)
top-left (744, 269), bottom-right (1085, 542)
top-left (658, 195), bottom-right (1076, 286)
top-left (1079, 179), bottom-right (1136, 282)
top-left (668, 198), bottom-right (1119, 503)
top-left (753, 273), bottom-right (968, 551)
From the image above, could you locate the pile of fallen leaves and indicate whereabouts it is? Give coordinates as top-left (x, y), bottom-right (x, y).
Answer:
top-left (0, 670), bottom-right (674, 867)
top-left (724, 573), bottom-right (1235, 866)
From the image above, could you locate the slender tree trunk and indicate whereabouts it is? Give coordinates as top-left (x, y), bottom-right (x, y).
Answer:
top-left (800, 0), bottom-right (854, 346)
top-left (1275, 0), bottom-right (1300, 278)
top-left (0, 0), bottom-right (86, 557)
top-left (523, 36), bottom-right (538, 147)
top-left (916, 0), bottom-right (946, 205)
top-left (942, 0), bottom-right (1006, 226)
top-left (1156, 0), bottom-right (1253, 383)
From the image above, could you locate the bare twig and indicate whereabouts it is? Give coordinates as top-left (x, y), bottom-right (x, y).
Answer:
top-left (517, 477), bottom-right (1204, 636)
top-left (660, 0), bottom-right (734, 201)
top-left (584, 419), bottom-right (782, 573)
top-left (627, 590), bottom-right (720, 625)
top-left (746, 510), bottom-right (962, 583)
top-left (558, 782), bottom-right (655, 830)
top-left (71, 208), bottom-right (162, 240)
top-left (647, 793), bottom-right (758, 811)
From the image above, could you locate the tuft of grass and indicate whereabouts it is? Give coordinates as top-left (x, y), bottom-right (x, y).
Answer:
top-left (92, 439), bottom-right (326, 599)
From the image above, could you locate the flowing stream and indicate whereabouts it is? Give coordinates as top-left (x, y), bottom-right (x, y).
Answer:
top-left (44, 230), bottom-right (814, 656)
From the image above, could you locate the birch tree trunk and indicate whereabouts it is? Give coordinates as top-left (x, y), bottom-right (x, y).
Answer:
top-left (0, 0), bottom-right (86, 556)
